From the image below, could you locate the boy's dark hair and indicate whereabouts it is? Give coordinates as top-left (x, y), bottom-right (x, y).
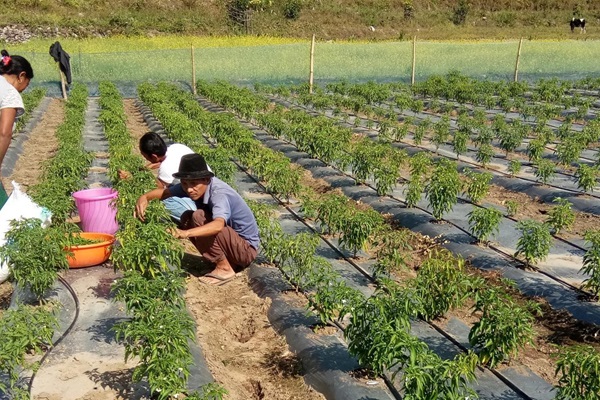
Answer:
top-left (0, 50), bottom-right (34, 79)
top-left (139, 132), bottom-right (167, 157)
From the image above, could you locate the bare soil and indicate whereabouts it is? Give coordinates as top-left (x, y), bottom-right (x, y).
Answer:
top-left (485, 183), bottom-right (600, 239)
top-left (184, 270), bottom-right (324, 400)
top-left (0, 282), bottom-right (12, 311)
top-left (3, 99), bottom-right (63, 194)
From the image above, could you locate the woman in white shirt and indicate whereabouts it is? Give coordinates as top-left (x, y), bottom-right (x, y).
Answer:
top-left (0, 49), bottom-right (34, 208)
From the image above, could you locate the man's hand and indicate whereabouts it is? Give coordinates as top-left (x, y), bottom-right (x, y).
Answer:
top-left (118, 170), bottom-right (131, 180)
top-left (169, 227), bottom-right (189, 239)
top-left (146, 162), bottom-right (161, 170)
top-left (135, 195), bottom-right (149, 221)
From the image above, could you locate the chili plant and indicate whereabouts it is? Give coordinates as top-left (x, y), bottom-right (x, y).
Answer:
top-left (425, 158), bottom-right (461, 221)
top-left (432, 114), bottom-right (451, 153)
top-left (580, 230), bottom-right (600, 297)
top-left (463, 169), bottom-right (492, 204)
top-left (452, 128), bottom-right (470, 160)
top-left (0, 303), bottom-right (58, 400)
top-left (402, 350), bottom-right (478, 400)
top-left (372, 228), bottom-right (414, 279)
top-left (308, 274), bottom-right (363, 324)
top-left (114, 302), bottom-right (196, 399)
top-left (414, 251), bottom-right (478, 320)
top-left (534, 159), bottom-right (556, 185)
top-left (546, 197), bottom-right (575, 234)
top-left (476, 143), bottom-right (495, 168)
top-left (339, 208), bottom-right (384, 258)
top-left (316, 193), bottom-right (349, 235)
top-left (555, 137), bottom-right (584, 168)
top-left (0, 218), bottom-right (71, 298)
top-left (413, 119), bottom-right (431, 145)
top-left (554, 345), bottom-right (600, 400)
top-left (345, 289), bottom-right (424, 376)
top-left (404, 176), bottom-right (424, 208)
top-left (575, 164), bottom-right (599, 193)
top-left (505, 200), bottom-right (519, 217)
top-left (527, 138), bottom-right (545, 162)
top-left (498, 122), bottom-right (526, 157)
top-left (469, 287), bottom-right (537, 368)
top-left (515, 220), bottom-right (553, 267)
top-left (467, 207), bottom-right (503, 244)
top-left (508, 159), bottom-right (521, 176)
top-left (186, 383), bottom-right (228, 400)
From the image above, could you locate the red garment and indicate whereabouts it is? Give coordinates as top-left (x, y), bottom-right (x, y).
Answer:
top-left (180, 209), bottom-right (257, 268)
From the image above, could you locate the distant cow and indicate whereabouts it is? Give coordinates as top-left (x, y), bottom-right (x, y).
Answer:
top-left (571, 18), bottom-right (586, 33)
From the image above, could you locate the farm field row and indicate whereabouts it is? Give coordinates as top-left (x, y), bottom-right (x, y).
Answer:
top-left (2, 77), bottom-right (600, 399)
top-left (256, 76), bottom-right (600, 197)
top-left (139, 81), bottom-right (600, 398)
top-left (195, 80), bottom-right (600, 295)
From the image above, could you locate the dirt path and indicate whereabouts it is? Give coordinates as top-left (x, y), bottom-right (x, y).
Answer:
top-left (4, 99), bottom-right (63, 193)
top-left (185, 272), bottom-right (324, 400)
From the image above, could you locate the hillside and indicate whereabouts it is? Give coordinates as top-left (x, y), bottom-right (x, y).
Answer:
top-left (1, 0), bottom-right (599, 41)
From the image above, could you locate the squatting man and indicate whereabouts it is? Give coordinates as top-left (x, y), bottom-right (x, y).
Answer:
top-left (135, 153), bottom-right (259, 286)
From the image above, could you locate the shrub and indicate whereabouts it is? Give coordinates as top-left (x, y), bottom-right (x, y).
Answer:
top-left (403, 1), bottom-right (414, 19)
top-left (452, 0), bottom-right (469, 25)
top-left (282, 0), bottom-right (302, 19)
top-left (493, 10), bottom-right (517, 27)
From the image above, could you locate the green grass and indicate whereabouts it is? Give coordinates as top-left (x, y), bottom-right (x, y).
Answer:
top-left (14, 37), bottom-right (600, 89)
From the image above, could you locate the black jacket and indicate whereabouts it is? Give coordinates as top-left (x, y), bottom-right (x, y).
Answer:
top-left (49, 41), bottom-right (72, 84)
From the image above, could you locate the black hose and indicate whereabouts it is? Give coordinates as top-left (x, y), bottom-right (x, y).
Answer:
top-left (27, 274), bottom-right (80, 395)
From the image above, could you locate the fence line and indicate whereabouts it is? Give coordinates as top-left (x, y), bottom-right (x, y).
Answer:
top-left (22, 39), bottom-right (600, 93)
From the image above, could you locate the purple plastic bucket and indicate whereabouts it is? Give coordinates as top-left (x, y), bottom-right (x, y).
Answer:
top-left (72, 188), bottom-right (119, 235)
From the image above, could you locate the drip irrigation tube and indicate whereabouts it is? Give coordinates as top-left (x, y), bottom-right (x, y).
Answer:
top-left (27, 275), bottom-right (80, 394)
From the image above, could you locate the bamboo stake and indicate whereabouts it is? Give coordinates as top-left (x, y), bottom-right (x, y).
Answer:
top-left (514, 37), bottom-right (523, 83)
top-left (309, 34), bottom-right (315, 94)
top-left (411, 35), bottom-right (416, 85)
top-left (59, 70), bottom-right (67, 100)
top-left (191, 44), bottom-right (197, 95)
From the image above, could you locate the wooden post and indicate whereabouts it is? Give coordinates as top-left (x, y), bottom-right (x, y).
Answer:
top-left (514, 37), bottom-right (523, 82)
top-left (59, 70), bottom-right (67, 100)
top-left (309, 34), bottom-right (315, 94)
top-left (191, 44), bottom-right (197, 95)
top-left (411, 36), bottom-right (416, 85)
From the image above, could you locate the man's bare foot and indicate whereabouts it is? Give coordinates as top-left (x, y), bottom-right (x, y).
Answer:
top-left (198, 271), bottom-right (236, 286)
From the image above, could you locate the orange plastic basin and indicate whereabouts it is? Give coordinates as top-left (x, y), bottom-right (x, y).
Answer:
top-left (65, 232), bottom-right (115, 269)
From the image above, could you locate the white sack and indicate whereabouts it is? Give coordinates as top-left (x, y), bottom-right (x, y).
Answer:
top-left (0, 181), bottom-right (52, 283)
